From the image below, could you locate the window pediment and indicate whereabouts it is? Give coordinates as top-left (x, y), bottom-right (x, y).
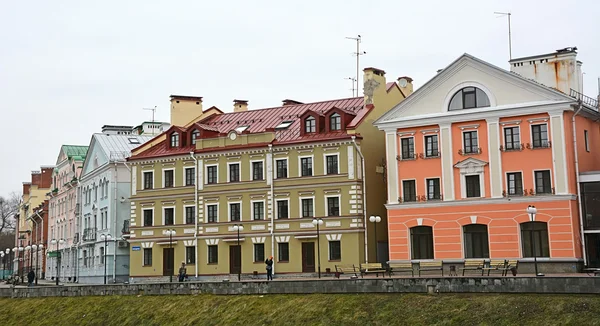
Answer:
top-left (454, 157), bottom-right (488, 174)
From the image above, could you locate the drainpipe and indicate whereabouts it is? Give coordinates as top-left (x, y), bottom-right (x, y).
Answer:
top-left (268, 144), bottom-right (275, 276)
top-left (190, 152), bottom-right (199, 279)
top-left (75, 179), bottom-right (81, 282)
top-left (34, 210), bottom-right (44, 277)
top-left (572, 102), bottom-right (587, 266)
top-left (351, 136), bottom-right (368, 263)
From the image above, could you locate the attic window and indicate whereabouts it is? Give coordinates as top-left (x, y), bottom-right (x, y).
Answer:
top-left (275, 121), bottom-right (293, 130)
top-left (235, 126), bottom-right (249, 133)
top-left (305, 116), bottom-right (316, 133)
top-left (128, 138), bottom-right (140, 144)
top-left (170, 133), bottom-right (179, 147)
top-left (191, 130), bottom-right (200, 145)
top-left (330, 113), bottom-right (341, 131)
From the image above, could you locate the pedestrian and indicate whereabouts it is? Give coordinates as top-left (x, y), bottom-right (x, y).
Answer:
top-left (265, 256), bottom-right (273, 281)
top-left (27, 270), bottom-right (35, 287)
top-left (178, 262), bottom-right (187, 282)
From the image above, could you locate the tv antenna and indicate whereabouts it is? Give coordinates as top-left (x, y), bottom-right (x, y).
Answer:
top-left (346, 35), bottom-right (366, 97)
top-left (345, 77), bottom-right (357, 97)
top-left (143, 106), bottom-right (157, 123)
top-left (494, 12), bottom-right (512, 60)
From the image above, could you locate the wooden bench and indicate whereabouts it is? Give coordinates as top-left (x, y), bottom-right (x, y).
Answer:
top-left (335, 264), bottom-right (358, 278)
top-left (418, 261), bottom-right (443, 277)
top-left (482, 259), bottom-right (506, 276)
top-left (462, 259), bottom-right (485, 276)
top-left (502, 260), bottom-right (519, 276)
top-left (388, 262), bottom-right (414, 277)
top-left (359, 263), bottom-right (387, 278)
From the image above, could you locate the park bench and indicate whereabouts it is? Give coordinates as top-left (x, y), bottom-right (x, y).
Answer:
top-left (482, 259), bottom-right (506, 276)
top-left (335, 264), bottom-right (358, 278)
top-left (359, 263), bottom-right (387, 278)
top-left (462, 259), bottom-right (485, 276)
top-left (502, 259), bottom-right (519, 276)
top-left (387, 262), bottom-right (414, 277)
top-left (417, 261), bottom-right (443, 277)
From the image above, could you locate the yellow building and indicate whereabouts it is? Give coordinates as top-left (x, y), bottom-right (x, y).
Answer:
top-left (127, 69), bottom-right (411, 281)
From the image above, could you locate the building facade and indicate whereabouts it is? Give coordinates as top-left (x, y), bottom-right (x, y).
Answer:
top-left (375, 48), bottom-right (600, 272)
top-left (76, 130), bottom-right (153, 283)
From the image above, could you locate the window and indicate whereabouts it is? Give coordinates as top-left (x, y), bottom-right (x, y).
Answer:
top-left (585, 130), bottom-right (590, 152)
top-left (143, 172), bottom-right (153, 190)
top-left (426, 178), bottom-right (441, 200)
top-left (143, 210), bottom-right (153, 227)
top-left (229, 163), bottom-right (240, 182)
top-left (186, 246), bottom-right (195, 264)
top-left (164, 170), bottom-right (174, 188)
top-left (253, 202), bottom-right (264, 220)
top-left (329, 241), bottom-right (341, 260)
top-left (326, 155), bottom-right (338, 174)
top-left (463, 224), bottom-right (489, 258)
top-left (252, 161), bottom-right (264, 181)
top-left (425, 135), bottom-right (439, 157)
top-left (275, 121), bottom-right (293, 129)
top-left (534, 170), bottom-right (552, 194)
top-left (83, 250), bottom-right (88, 267)
top-left (301, 198), bottom-right (313, 218)
top-left (230, 203), bottom-right (241, 222)
top-left (531, 124), bottom-right (549, 148)
top-left (278, 243), bottom-right (289, 262)
top-left (401, 137), bottom-right (415, 159)
top-left (305, 116), bottom-right (316, 133)
top-left (410, 226), bottom-right (434, 259)
top-left (465, 175), bottom-right (481, 198)
top-left (207, 245), bottom-right (218, 264)
top-left (507, 172), bottom-right (523, 196)
top-left (235, 126), bottom-right (249, 133)
top-left (301, 157), bottom-right (313, 176)
top-left (463, 131), bottom-right (478, 154)
top-left (277, 200), bottom-right (288, 219)
top-left (448, 87), bottom-right (490, 110)
top-left (207, 166), bottom-right (217, 184)
top-left (327, 197), bottom-right (340, 216)
top-left (143, 248), bottom-right (152, 266)
top-left (504, 127), bottom-right (520, 150)
top-left (276, 159), bottom-right (288, 179)
top-left (330, 113), bottom-right (341, 131)
top-left (164, 208), bottom-right (174, 225)
top-left (100, 247), bottom-right (105, 264)
top-left (207, 204), bottom-right (218, 223)
top-left (521, 222), bottom-right (550, 257)
top-left (191, 130), bottom-right (200, 145)
top-left (170, 133), bottom-right (179, 147)
top-left (185, 206), bottom-right (195, 225)
top-left (402, 180), bottom-right (416, 202)
top-left (185, 168), bottom-right (195, 186)
top-left (254, 243), bottom-right (265, 262)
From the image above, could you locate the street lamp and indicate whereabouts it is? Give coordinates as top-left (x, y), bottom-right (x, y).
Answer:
top-left (312, 218), bottom-right (324, 278)
top-left (100, 234), bottom-right (112, 285)
top-left (369, 215), bottom-right (382, 263)
top-left (232, 224), bottom-right (244, 281)
top-left (33, 244), bottom-right (42, 285)
top-left (17, 245), bottom-right (24, 282)
top-left (526, 205), bottom-right (544, 277)
top-left (50, 238), bottom-right (65, 285)
top-left (0, 252), bottom-right (4, 280)
top-left (26, 245), bottom-right (32, 273)
top-left (5, 248), bottom-right (10, 279)
top-left (164, 230), bottom-right (176, 283)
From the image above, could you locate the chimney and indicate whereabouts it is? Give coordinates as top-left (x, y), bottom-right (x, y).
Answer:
top-left (40, 166), bottom-right (54, 189)
top-left (233, 100), bottom-right (248, 112)
top-left (31, 171), bottom-right (41, 186)
top-left (170, 95), bottom-right (204, 126)
top-left (22, 182), bottom-right (31, 195)
top-left (282, 99), bottom-right (303, 106)
top-left (363, 67), bottom-right (387, 105)
top-left (397, 76), bottom-right (414, 96)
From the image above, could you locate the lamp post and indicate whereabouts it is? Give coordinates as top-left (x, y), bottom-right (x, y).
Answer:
top-left (369, 215), bottom-right (382, 263)
top-left (26, 245), bottom-right (32, 274)
top-left (312, 218), bottom-right (323, 278)
top-left (18, 245), bottom-right (24, 282)
top-left (526, 205), bottom-right (544, 277)
top-left (164, 230), bottom-right (176, 283)
top-left (100, 234), bottom-right (112, 285)
top-left (33, 244), bottom-right (42, 285)
top-left (51, 238), bottom-right (65, 285)
top-left (5, 248), bottom-right (10, 279)
top-left (1, 252), bottom-right (4, 280)
top-left (232, 224), bottom-right (244, 281)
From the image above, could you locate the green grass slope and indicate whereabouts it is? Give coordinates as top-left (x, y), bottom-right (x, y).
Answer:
top-left (1, 293), bottom-right (600, 326)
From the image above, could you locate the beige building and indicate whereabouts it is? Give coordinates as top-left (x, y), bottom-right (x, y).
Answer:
top-left (127, 69), bottom-right (411, 281)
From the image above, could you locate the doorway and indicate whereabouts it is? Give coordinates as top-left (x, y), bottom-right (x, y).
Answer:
top-left (162, 248), bottom-right (174, 276)
top-left (301, 242), bottom-right (315, 273)
top-left (229, 245), bottom-right (241, 274)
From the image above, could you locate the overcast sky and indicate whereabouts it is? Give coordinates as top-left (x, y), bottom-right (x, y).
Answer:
top-left (0, 0), bottom-right (598, 198)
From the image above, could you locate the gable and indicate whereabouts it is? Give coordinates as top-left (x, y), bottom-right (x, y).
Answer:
top-left (377, 54), bottom-right (573, 123)
top-left (81, 136), bottom-right (109, 177)
top-left (55, 147), bottom-right (68, 165)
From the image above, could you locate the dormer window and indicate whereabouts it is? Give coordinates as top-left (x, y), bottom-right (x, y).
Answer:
top-left (305, 116), bottom-right (316, 133)
top-left (170, 133), bottom-right (179, 147)
top-left (191, 130), bottom-right (200, 145)
top-left (449, 87), bottom-right (490, 111)
top-left (330, 113), bottom-right (341, 131)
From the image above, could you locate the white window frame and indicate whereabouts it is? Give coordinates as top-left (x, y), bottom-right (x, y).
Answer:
top-left (275, 198), bottom-right (290, 219)
top-left (422, 133), bottom-right (439, 157)
top-left (142, 207), bottom-right (155, 227)
top-left (424, 177), bottom-right (443, 200)
top-left (401, 178), bottom-right (418, 201)
top-left (325, 194), bottom-right (341, 217)
top-left (529, 122), bottom-right (549, 148)
top-left (205, 203), bottom-right (219, 223)
top-left (501, 124), bottom-right (522, 150)
top-left (323, 153), bottom-right (340, 175)
top-left (299, 196), bottom-right (315, 218)
top-left (185, 246), bottom-right (195, 265)
top-left (207, 244), bottom-right (219, 264)
top-left (250, 159), bottom-right (265, 181)
top-left (162, 168), bottom-right (175, 188)
top-left (183, 204), bottom-right (196, 225)
top-left (251, 199), bottom-right (266, 220)
top-left (205, 164), bottom-right (219, 185)
top-left (162, 206), bottom-right (175, 226)
top-left (460, 173), bottom-right (485, 198)
top-left (505, 170), bottom-right (525, 196)
top-left (253, 243), bottom-right (265, 262)
top-left (184, 167), bottom-right (195, 186)
top-left (227, 162), bottom-right (241, 183)
top-left (461, 129), bottom-right (479, 153)
top-left (142, 170), bottom-right (154, 190)
top-left (399, 136), bottom-right (415, 160)
top-left (274, 158), bottom-right (289, 179)
top-left (298, 155), bottom-right (314, 177)
top-left (228, 201), bottom-right (242, 222)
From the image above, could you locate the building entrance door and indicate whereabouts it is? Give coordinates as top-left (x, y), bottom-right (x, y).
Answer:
top-left (302, 242), bottom-right (315, 273)
top-left (162, 248), bottom-right (174, 276)
top-left (229, 245), bottom-right (241, 274)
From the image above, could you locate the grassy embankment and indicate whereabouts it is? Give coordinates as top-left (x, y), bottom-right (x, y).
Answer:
top-left (1, 293), bottom-right (600, 325)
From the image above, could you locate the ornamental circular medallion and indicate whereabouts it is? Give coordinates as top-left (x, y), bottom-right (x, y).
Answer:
top-left (229, 132), bottom-right (237, 140)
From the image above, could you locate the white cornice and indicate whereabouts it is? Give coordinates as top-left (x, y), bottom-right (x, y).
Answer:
top-left (386, 194), bottom-right (576, 210)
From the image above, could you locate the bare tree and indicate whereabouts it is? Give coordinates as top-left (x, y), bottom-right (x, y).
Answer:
top-left (0, 192), bottom-right (20, 234)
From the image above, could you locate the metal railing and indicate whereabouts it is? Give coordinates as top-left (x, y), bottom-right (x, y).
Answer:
top-left (82, 228), bottom-right (97, 242)
top-left (570, 89), bottom-right (599, 109)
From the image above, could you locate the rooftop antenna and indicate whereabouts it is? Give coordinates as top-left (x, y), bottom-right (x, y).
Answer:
top-left (143, 106), bottom-right (157, 123)
top-left (345, 77), bottom-right (357, 97)
top-left (346, 35), bottom-right (366, 96)
top-left (494, 12), bottom-right (512, 60)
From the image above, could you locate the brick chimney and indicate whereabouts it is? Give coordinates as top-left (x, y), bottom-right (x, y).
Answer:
top-left (40, 166), bottom-right (54, 189)
top-left (234, 100), bottom-right (248, 112)
top-left (22, 182), bottom-right (31, 195)
top-left (282, 99), bottom-right (303, 106)
top-left (31, 171), bottom-right (41, 186)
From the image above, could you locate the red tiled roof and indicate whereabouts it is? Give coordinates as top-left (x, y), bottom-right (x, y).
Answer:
top-left (386, 82), bottom-right (396, 91)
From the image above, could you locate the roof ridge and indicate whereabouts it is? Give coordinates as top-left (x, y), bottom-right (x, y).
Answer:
top-left (214, 96), bottom-right (362, 116)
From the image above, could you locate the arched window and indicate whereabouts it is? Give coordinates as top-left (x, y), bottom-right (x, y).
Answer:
top-left (463, 224), bottom-right (489, 258)
top-left (170, 133), bottom-right (180, 147)
top-left (449, 87), bottom-right (490, 111)
top-left (305, 116), bottom-right (316, 133)
top-left (191, 130), bottom-right (200, 145)
top-left (105, 179), bottom-right (109, 198)
top-left (520, 221), bottom-right (550, 257)
top-left (330, 113), bottom-right (341, 131)
top-left (410, 226), bottom-right (434, 259)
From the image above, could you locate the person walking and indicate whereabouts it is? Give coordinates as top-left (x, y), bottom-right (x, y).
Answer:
top-left (265, 256), bottom-right (273, 281)
top-left (178, 262), bottom-right (187, 282)
top-left (27, 270), bottom-right (35, 287)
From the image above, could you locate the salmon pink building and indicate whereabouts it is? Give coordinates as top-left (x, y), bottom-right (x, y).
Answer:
top-left (375, 48), bottom-right (600, 273)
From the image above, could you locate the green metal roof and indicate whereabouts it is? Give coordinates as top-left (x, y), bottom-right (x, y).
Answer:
top-left (63, 145), bottom-right (89, 160)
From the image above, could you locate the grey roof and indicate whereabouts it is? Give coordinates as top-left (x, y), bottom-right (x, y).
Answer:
top-left (93, 133), bottom-right (153, 162)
